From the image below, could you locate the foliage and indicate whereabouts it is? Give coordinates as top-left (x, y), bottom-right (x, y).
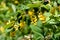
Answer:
top-left (0, 0), bottom-right (60, 40)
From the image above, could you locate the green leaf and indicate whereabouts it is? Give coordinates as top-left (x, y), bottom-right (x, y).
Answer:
top-left (54, 33), bottom-right (60, 38)
top-left (0, 0), bottom-right (2, 2)
top-left (37, 20), bottom-right (42, 27)
top-left (5, 28), bottom-right (13, 33)
top-left (41, 4), bottom-right (51, 10)
top-left (33, 33), bottom-right (44, 40)
top-left (4, 21), bottom-right (14, 29)
top-left (47, 19), bottom-right (56, 24)
top-left (30, 22), bottom-right (43, 40)
top-left (57, 0), bottom-right (60, 4)
top-left (44, 12), bottom-right (50, 22)
top-left (30, 24), bottom-right (42, 34)
top-left (23, 26), bottom-right (29, 34)
top-left (54, 2), bottom-right (57, 7)
top-left (7, 37), bottom-right (12, 40)
top-left (44, 12), bottom-right (50, 17)
top-left (11, 4), bottom-right (16, 13)
top-left (27, 3), bottom-right (40, 8)
top-left (54, 10), bottom-right (58, 17)
top-left (20, 4), bottom-right (29, 10)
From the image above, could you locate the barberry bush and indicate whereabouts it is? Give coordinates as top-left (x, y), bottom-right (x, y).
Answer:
top-left (0, 0), bottom-right (60, 40)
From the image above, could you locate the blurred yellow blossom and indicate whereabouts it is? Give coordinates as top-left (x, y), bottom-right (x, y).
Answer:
top-left (39, 16), bottom-right (46, 21)
top-left (14, 0), bottom-right (19, 4)
top-left (31, 15), bottom-right (37, 25)
top-left (38, 12), bottom-right (46, 23)
top-left (28, 10), bottom-right (34, 16)
top-left (42, 20), bottom-right (46, 23)
top-left (19, 21), bottom-right (26, 28)
top-left (10, 31), bottom-right (15, 37)
top-left (1, 1), bottom-right (6, 8)
top-left (14, 25), bottom-right (18, 31)
top-left (0, 27), bottom-right (4, 33)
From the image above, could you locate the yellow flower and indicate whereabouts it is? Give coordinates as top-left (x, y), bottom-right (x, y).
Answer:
top-left (39, 16), bottom-right (46, 21)
top-left (42, 20), bottom-right (46, 23)
top-left (38, 14), bottom-right (44, 18)
top-left (31, 22), bottom-right (37, 25)
top-left (38, 13), bottom-right (46, 21)
top-left (14, 25), bottom-right (18, 31)
top-left (0, 27), bottom-right (4, 33)
top-left (38, 13), bottom-right (46, 23)
top-left (10, 31), bottom-right (15, 37)
top-left (1, 1), bottom-right (6, 8)
top-left (31, 21), bottom-right (37, 25)
top-left (31, 15), bottom-right (37, 21)
top-left (19, 21), bottom-right (26, 28)
top-left (38, 12), bottom-right (43, 18)
top-left (28, 11), bottom-right (34, 16)
top-left (38, 12), bottom-right (42, 15)
top-left (14, 0), bottom-right (19, 4)
top-left (31, 18), bottom-right (37, 22)
top-left (31, 15), bottom-right (37, 25)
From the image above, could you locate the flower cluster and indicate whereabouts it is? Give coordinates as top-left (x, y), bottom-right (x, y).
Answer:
top-left (0, 0), bottom-right (60, 40)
